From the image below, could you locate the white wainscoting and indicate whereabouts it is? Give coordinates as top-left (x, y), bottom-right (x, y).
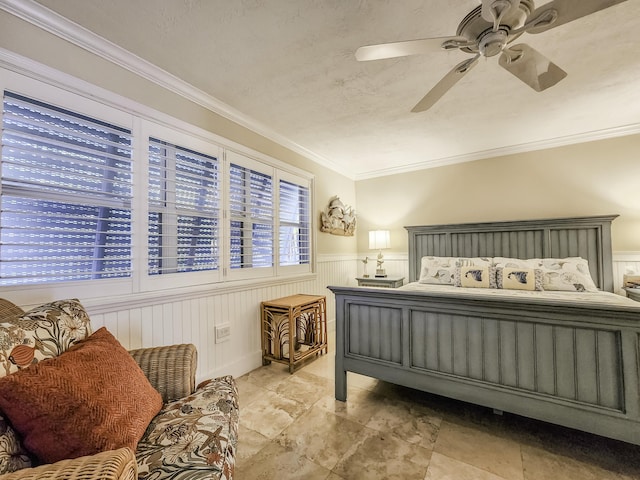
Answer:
top-left (85, 255), bottom-right (357, 383)
top-left (76, 251), bottom-right (638, 383)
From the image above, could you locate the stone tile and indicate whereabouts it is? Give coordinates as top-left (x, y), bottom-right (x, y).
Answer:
top-left (434, 420), bottom-right (524, 480)
top-left (348, 371), bottom-right (381, 391)
top-left (365, 394), bottom-right (442, 449)
top-left (235, 440), bottom-right (331, 480)
top-left (300, 351), bottom-right (335, 379)
top-left (521, 444), bottom-right (638, 480)
top-left (236, 425), bottom-right (270, 465)
top-left (274, 370), bottom-right (333, 404)
top-left (241, 363), bottom-right (291, 390)
top-left (315, 385), bottom-right (386, 426)
top-left (333, 429), bottom-right (432, 480)
top-left (426, 451), bottom-right (514, 480)
top-left (235, 375), bottom-right (267, 407)
top-left (277, 407), bottom-right (367, 470)
top-left (240, 389), bottom-right (307, 438)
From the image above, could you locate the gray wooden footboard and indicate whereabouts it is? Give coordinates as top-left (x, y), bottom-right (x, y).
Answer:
top-left (329, 286), bottom-right (640, 445)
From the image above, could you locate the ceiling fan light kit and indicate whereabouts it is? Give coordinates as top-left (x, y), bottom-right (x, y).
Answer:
top-left (355, 0), bottom-right (628, 112)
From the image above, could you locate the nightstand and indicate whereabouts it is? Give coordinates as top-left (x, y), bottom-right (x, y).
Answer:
top-left (625, 287), bottom-right (640, 302)
top-left (356, 276), bottom-right (404, 288)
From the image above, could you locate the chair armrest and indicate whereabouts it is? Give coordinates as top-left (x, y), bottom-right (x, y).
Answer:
top-left (0, 447), bottom-right (136, 480)
top-left (129, 344), bottom-right (197, 402)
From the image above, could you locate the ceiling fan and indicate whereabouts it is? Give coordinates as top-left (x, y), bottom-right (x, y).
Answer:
top-left (355, 0), bottom-right (628, 112)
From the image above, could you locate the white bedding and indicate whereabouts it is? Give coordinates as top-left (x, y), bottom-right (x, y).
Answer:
top-left (400, 281), bottom-right (640, 309)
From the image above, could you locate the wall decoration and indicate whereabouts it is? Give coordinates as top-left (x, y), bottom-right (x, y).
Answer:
top-left (320, 196), bottom-right (356, 236)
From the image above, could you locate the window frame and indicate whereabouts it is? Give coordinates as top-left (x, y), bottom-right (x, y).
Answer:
top-left (0, 65), bottom-right (315, 302)
top-left (139, 121), bottom-right (224, 292)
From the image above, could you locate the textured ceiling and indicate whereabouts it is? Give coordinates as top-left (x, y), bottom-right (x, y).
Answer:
top-left (30, 0), bottom-right (640, 179)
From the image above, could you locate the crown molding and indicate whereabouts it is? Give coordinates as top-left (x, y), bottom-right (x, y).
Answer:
top-left (0, 0), bottom-right (352, 179)
top-left (355, 123), bottom-right (640, 180)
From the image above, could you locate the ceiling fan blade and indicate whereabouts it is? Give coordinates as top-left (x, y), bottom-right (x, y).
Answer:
top-left (524, 0), bottom-right (628, 34)
top-left (411, 56), bottom-right (480, 113)
top-left (481, 0), bottom-right (521, 25)
top-left (355, 36), bottom-right (471, 61)
top-left (498, 44), bottom-right (567, 92)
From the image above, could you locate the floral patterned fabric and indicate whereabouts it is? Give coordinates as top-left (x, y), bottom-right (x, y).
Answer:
top-left (0, 414), bottom-right (32, 474)
top-left (0, 299), bottom-right (92, 378)
top-left (136, 375), bottom-right (239, 480)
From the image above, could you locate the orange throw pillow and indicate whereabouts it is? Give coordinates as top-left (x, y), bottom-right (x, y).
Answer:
top-left (0, 327), bottom-right (163, 464)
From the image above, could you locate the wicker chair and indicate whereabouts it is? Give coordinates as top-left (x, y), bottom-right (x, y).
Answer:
top-left (0, 299), bottom-right (238, 480)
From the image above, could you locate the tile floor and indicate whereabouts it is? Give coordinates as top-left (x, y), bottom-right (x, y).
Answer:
top-left (236, 338), bottom-right (640, 480)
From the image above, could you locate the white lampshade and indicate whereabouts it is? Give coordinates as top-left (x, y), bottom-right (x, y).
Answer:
top-left (369, 230), bottom-right (390, 250)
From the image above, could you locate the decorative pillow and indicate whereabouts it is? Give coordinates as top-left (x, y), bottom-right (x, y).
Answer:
top-left (0, 299), bottom-right (92, 378)
top-left (419, 256), bottom-right (492, 285)
top-left (418, 256), bottom-right (458, 285)
top-left (492, 257), bottom-right (542, 269)
top-left (454, 265), bottom-right (497, 289)
top-left (538, 257), bottom-right (598, 292)
top-left (0, 414), bottom-right (32, 474)
top-left (0, 327), bottom-right (163, 464)
top-left (496, 267), bottom-right (544, 291)
top-left (0, 299), bottom-right (25, 323)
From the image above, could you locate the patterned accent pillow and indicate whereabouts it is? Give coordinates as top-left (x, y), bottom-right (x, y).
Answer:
top-left (538, 257), bottom-right (599, 292)
top-left (0, 414), bottom-right (32, 474)
top-left (0, 327), bottom-right (163, 464)
top-left (454, 265), bottom-right (497, 289)
top-left (419, 257), bottom-right (492, 285)
top-left (492, 257), bottom-right (541, 269)
top-left (0, 299), bottom-right (92, 378)
top-left (496, 267), bottom-right (544, 291)
top-left (493, 257), bottom-right (598, 292)
top-left (418, 256), bottom-right (458, 284)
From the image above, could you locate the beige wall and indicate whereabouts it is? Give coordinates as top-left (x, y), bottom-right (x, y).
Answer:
top-left (356, 134), bottom-right (640, 252)
top-left (0, 10), bottom-right (357, 256)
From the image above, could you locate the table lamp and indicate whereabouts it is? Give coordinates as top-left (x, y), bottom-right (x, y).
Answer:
top-left (369, 230), bottom-right (390, 277)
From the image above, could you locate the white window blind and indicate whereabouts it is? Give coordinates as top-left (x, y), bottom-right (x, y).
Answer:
top-left (0, 91), bottom-right (133, 285)
top-left (148, 137), bottom-right (220, 275)
top-left (229, 161), bottom-right (274, 270)
top-left (279, 178), bottom-right (310, 266)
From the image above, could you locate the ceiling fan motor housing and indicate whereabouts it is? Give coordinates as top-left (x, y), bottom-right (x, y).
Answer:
top-left (457, 0), bottom-right (533, 56)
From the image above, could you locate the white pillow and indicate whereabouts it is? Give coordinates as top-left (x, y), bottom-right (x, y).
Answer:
top-left (418, 257), bottom-right (492, 285)
top-left (418, 256), bottom-right (457, 285)
top-left (538, 257), bottom-right (598, 292)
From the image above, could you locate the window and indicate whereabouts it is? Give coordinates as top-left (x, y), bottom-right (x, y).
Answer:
top-left (0, 68), bottom-right (313, 295)
top-left (279, 177), bottom-right (310, 267)
top-left (228, 154), bottom-right (274, 272)
top-left (0, 91), bottom-right (133, 286)
top-left (148, 137), bottom-right (220, 276)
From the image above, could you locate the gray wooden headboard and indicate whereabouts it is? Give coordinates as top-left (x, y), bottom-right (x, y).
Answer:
top-left (405, 215), bottom-right (618, 292)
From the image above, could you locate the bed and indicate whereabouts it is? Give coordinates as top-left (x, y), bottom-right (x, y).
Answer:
top-left (328, 215), bottom-right (640, 445)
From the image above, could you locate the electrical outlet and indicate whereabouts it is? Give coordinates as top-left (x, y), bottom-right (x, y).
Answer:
top-left (215, 324), bottom-right (231, 343)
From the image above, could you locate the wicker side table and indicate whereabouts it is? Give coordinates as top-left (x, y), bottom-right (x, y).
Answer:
top-left (261, 294), bottom-right (328, 373)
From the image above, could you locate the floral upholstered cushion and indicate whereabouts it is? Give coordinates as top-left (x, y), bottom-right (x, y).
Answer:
top-left (0, 298), bottom-right (92, 378)
top-left (136, 375), bottom-right (239, 480)
top-left (0, 414), bottom-right (32, 474)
